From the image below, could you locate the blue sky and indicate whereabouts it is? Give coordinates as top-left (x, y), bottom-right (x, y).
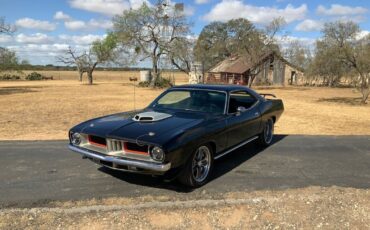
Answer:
top-left (0, 0), bottom-right (369, 65)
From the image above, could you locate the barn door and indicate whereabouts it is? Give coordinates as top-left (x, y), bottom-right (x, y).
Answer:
top-left (273, 58), bottom-right (285, 85)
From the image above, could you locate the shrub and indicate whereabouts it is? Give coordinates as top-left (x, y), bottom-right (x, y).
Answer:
top-left (138, 77), bottom-right (174, 88)
top-left (0, 73), bottom-right (21, 80)
top-left (26, 72), bottom-right (43, 81)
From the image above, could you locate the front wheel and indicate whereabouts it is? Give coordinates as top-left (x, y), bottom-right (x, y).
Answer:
top-left (178, 145), bottom-right (213, 187)
top-left (258, 118), bottom-right (274, 146)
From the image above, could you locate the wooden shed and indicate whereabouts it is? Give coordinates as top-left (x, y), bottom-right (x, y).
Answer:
top-left (207, 52), bottom-right (304, 86)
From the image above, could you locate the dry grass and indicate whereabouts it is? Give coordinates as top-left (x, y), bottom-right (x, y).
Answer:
top-left (0, 71), bottom-right (369, 140)
top-left (21, 70), bottom-right (189, 83)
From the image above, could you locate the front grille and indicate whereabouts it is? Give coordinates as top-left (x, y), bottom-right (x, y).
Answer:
top-left (107, 139), bottom-right (123, 152)
top-left (88, 135), bottom-right (106, 147)
top-left (124, 142), bottom-right (149, 154)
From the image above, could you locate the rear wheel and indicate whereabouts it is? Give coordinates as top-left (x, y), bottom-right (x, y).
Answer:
top-left (258, 118), bottom-right (274, 146)
top-left (178, 144), bottom-right (213, 187)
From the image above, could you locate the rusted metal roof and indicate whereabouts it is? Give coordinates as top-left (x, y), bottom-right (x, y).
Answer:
top-left (208, 51), bottom-right (303, 74)
top-left (208, 56), bottom-right (252, 74)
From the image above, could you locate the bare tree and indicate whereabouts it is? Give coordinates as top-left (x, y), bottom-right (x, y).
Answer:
top-left (322, 21), bottom-right (370, 103)
top-left (112, 1), bottom-right (191, 87)
top-left (57, 34), bottom-right (117, 85)
top-left (283, 40), bottom-right (311, 70)
top-left (57, 47), bottom-right (87, 82)
top-left (168, 37), bottom-right (194, 74)
top-left (0, 17), bottom-right (15, 34)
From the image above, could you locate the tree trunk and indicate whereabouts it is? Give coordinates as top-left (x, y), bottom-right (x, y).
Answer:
top-left (150, 57), bottom-right (159, 87)
top-left (248, 75), bottom-right (256, 88)
top-left (87, 71), bottom-right (93, 85)
top-left (360, 87), bottom-right (369, 104)
top-left (86, 63), bottom-right (98, 85)
top-left (79, 71), bottom-right (83, 82)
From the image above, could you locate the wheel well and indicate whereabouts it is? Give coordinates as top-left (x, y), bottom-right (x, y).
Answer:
top-left (208, 141), bottom-right (217, 154)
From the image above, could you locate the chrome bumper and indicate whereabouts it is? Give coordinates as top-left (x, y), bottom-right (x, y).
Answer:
top-left (68, 144), bottom-right (171, 172)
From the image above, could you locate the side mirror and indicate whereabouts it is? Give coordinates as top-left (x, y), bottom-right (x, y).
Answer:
top-left (237, 106), bottom-right (247, 112)
top-left (236, 106), bottom-right (246, 116)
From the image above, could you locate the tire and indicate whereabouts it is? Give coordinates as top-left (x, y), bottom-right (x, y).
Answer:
top-left (178, 144), bottom-right (214, 187)
top-left (258, 118), bottom-right (274, 147)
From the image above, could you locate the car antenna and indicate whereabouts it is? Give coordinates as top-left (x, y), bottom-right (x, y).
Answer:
top-left (129, 76), bottom-right (138, 111)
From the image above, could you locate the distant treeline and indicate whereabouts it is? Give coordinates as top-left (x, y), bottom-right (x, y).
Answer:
top-left (18, 64), bottom-right (181, 72)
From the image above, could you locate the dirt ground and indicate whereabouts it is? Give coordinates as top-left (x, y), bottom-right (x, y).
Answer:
top-left (0, 72), bottom-right (369, 229)
top-left (0, 72), bottom-right (369, 140)
top-left (0, 186), bottom-right (369, 229)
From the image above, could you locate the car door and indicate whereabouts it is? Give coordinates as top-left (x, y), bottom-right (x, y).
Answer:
top-left (225, 90), bottom-right (262, 148)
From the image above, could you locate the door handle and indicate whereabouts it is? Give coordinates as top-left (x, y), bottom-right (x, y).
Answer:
top-left (254, 112), bottom-right (259, 116)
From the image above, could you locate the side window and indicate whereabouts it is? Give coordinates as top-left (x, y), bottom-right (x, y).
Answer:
top-left (228, 91), bottom-right (258, 113)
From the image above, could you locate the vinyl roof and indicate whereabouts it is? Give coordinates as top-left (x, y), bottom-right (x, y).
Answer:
top-left (171, 84), bottom-right (251, 92)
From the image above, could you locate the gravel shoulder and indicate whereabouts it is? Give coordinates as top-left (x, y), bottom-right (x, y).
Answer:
top-left (1, 186), bottom-right (369, 229)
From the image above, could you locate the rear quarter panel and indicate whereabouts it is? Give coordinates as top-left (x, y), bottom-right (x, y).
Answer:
top-left (259, 99), bottom-right (284, 132)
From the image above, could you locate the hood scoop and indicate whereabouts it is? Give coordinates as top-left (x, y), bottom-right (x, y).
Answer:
top-left (132, 111), bottom-right (172, 122)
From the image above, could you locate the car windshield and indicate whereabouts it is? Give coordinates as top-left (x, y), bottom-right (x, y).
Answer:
top-left (151, 89), bottom-right (226, 114)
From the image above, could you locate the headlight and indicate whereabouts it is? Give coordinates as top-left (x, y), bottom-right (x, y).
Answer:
top-left (151, 147), bottom-right (165, 162)
top-left (71, 133), bottom-right (82, 145)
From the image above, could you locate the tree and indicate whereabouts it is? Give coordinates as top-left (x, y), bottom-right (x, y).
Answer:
top-left (194, 18), bottom-right (285, 87)
top-left (57, 47), bottom-right (88, 82)
top-left (58, 34), bottom-right (117, 85)
top-left (322, 21), bottom-right (370, 103)
top-left (168, 37), bottom-right (194, 74)
top-left (0, 17), bottom-right (15, 34)
top-left (306, 40), bottom-right (348, 87)
top-left (283, 40), bottom-right (311, 70)
top-left (194, 21), bottom-right (232, 73)
top-left (112, 1), bottom-right (191, 87)
top-left (0, 47), bottom-right (18, 72)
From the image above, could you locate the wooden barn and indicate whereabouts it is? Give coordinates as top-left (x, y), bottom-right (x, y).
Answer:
top-left (206, 52), bottom-right (304, 86)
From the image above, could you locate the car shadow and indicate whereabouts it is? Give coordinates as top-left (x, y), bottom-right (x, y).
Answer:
top-left (98, 135), bottom-right (287, 192)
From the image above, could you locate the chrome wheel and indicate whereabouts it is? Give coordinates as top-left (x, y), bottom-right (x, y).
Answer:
top-left (192, 146), bottom-right (211, 183)
top-left (264, 119), bottom-right (274, 144)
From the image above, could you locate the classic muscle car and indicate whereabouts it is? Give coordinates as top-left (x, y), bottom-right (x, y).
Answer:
top-left (68, 84), bottom-right (284, 187)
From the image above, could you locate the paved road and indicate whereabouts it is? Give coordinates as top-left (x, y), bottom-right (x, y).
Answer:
top-left (0, 135), bottom-right (369, 207)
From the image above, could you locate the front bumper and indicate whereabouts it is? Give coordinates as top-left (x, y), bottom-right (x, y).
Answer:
top-left (68, 144), bottom-right (171, 173)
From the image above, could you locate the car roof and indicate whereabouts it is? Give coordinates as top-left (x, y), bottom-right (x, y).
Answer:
top-left (171, 84), bottom-right (251, 93)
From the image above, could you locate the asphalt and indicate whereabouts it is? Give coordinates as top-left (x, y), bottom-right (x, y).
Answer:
top-left (0, 135), bottom-right (369, 208)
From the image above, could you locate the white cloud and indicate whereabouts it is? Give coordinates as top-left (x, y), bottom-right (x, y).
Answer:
top-left (0, 34), bottom-right (12, 43)
top-left (203, 1), bottom-right (307, 24)
top-left (64, 19), bottom-right (113, 30)
top-left (278, 35), bottom-right (316, 47)
top-left (195, 0), bottom-right (210, 4)
top-left (317, 4), bottom-right (368, 16)
top-left (356, 30), bottom-right (369, 40)
top-left (69, 0), bottom-right (130, 16)
top-left (88, 19), bottom-right (113, 29)
top-left (54, 11), bottom-right (72, 21)
top-left (15, 18), bottom-right (56, 31)
top-left (58, 34), bottom-right (106, 45)
top-left (184, 5), bottom-right (195, 16)
top-left (16, 33), bottom-right (54, 44)
top-left (68, 0), bottom-right (151, 16)
top-left (65, 20), bottom-right (86, 30)
top-left (129, 0), bottom-right (150, 10)
top-left (295, 19), bottom-right (323, 32)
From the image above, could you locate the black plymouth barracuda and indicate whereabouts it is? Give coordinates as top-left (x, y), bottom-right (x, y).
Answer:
top-left (68, 84), bottom-right (284, 187)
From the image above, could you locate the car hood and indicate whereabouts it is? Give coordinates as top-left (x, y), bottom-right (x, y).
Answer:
top-left (73, 109), bottom-right (206, 145)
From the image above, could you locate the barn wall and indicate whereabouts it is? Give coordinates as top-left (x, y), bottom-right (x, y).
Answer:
top-left (273, 58), bottom-right (285, 85)
top-left (284, 65), bottom-right (304, 85)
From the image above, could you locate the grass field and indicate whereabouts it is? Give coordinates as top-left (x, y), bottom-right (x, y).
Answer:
top-left (0, 70), bottom-right (369, 140)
